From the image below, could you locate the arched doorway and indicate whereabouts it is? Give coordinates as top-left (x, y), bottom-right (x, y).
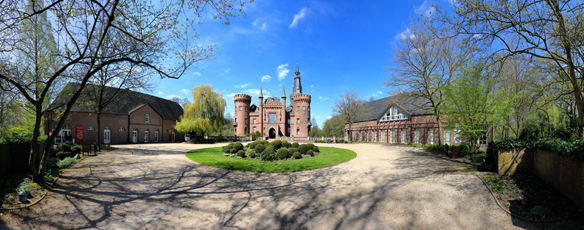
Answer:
top-left (269, 128), bottom-right (276, 139)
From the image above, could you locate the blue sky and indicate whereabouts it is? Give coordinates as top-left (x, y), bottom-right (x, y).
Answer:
top-left (151, 0), bottom-right (451, 128)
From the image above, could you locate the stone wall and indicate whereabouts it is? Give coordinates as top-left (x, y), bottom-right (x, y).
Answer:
top-left (496, 148), bottom-right (534, 176)
top-left (534, 150), bottom-right (584, 208)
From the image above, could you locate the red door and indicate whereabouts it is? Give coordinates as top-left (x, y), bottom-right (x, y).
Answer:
top-left (169, 129), bottom-right (172, 141)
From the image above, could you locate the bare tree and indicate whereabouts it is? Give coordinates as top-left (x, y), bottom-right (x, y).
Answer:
top-left (170, 96), bottom-right (191, 108)
top-left (436, 0), bottom-right (584, 138)
top-left (332, 89), bottom-right (369, 142)
top-left (384, 21), bottom-right (473, 145)
top-left (0, 0), bottom-right (252, 183)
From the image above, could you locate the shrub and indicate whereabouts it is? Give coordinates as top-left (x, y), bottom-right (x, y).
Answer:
top-left (292, 152), bottom-right (302, 159)
top-left (288, 148), bottom-right (298, 155)
top-left (46, 157), bottom-right (59, 168)
top-left (315, 140), bottom-right (326, 143)
top-left (291, 142), bottom-right (299, 148)
top-left (336, 139), bottom-right (344, 143)
top-left (306, 143), bottom-right (315, 149)
top-left (277, 148), bottom-right (289, 159)
top-left (17, 183), bottom-right (33, 197)
top-left (248, 151), bottom-right (256, 158)
top-left (236, 150), bottom-right (246, 158)
top-left (56, 151), bottom-right (69, 159)
top-left (230, 148), bottom-right (238, 154)
top-left (459, 143), bottom-right (471, 156)
top-left (425, 144), bottom-right (443, 152)
top-left (57, 157), bottom-right (76, 168)
top-left (260, 140), bottom-right (269, 145)
top-left (271, 140), bottom-right (282, 150)
top-left (281, 141), bottom-right (290, 148)
top-left (254, 144), bottom-right (266, 154)
top-left (57, 144), bottom-right (71, 152)
top-left (312, 146), bottom-right (320, 152)
top-left (249, 141), bottom-right (259, 149)
top-left (265, 144), bottom-right (275, 150)
top-left (260, 149), bottom-right (276, 161)
top-left (233, 143), bottom-right (244, 151)
top-left (298, 144), bottom-right (311, 154)
top-left (307, 150), bottom-right (314, 156)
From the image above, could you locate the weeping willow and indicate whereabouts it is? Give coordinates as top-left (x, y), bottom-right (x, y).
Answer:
top-left (175, 84), bottom-right (227, 135)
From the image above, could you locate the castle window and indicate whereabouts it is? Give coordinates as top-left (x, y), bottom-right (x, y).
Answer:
top-left (297, 118), bottom-right (299, 124)
top-left (245, 118), bottom-right (247, 124)
top-left (239, 106), bottom-right (242, 111)
top-left (287, 127), bottom-right (290, 134)
top-left (297, 106), bottom-right (299, 112)
top-left (253, 127), bottom-right (256, 133)
top-left (145, 114), bottom-right (149, 123)
top-left (297, 129), bottom-right (300, 135)
top-left (303, 106), bottom-right (305, 111)
top-left (253, 118), bottom-right (256, 124)
top-left (268, 113), bottom-right (276, 123)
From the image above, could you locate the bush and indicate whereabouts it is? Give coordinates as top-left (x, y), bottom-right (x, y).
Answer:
top-left (57, 157), bottom-right (76, 168)
top-left (425, 144), bottom-right (443, 152)
top-left (281, 141), bottom-right (290, 148)
top-left (336, 139), bottom-right (344, 143)
top-left (288, 148), bottom-right (298, 155)
top-left (306, 143), bottom-right (315, 149)
top-left (56, 151), bottom-right (69, 159)
top-left (260, 140), bottom-right (269, 145)
top-left (277, 148), bottom-right (289, 159)
top-left (459, 143), bottom-right (471, 156)
top-left (292, 152), bottom-right (302, 159)
top-left (248, 151), bottom-right (256, 158)
top-left (291, 142), bottom-right (299, 148)
top-left (46, 157), bottom-right (59, 168)
top-left (271, 140), bottom-right (282, 150)
top-left (71, 146), bottom-right (81, 154)
top-left (265, 144), bottom-right (275, 150)
top-left (249, 141), bottom-right (259, 149)
top-left (312, 146), bottom-right (320, 152)
top-left (236, 150), bottom-right (246, 158)
top-left (56, 144), bottom-right (71, 152)
top-left (307, 150), bottom-right (314, 156)
top-left (233, 143), bottom-right (244, 151)
top-left (315, 140), bottom-right (326, 143)
top-left (230, 148), bottom-right (238, 154)
top-left (254, 144), bottom-right (266, 154)
top-left (260, 148), bottom-right (276, 161)
top-left (298, 144), bottom-right (311, 154)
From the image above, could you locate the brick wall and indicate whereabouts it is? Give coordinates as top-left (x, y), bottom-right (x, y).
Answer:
top-left (534, 150), bottom-right (584, 208)
top-left (496, 148), bottom-right (534, 176)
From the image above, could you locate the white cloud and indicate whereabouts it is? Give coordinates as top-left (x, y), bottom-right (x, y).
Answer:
top-left (311, 85), bottom-right (314, 88)
top-left (377, 91), bottom-right (383, 94)
top-left (315, 116), bottom-right (320, 119)
top-left (261, 75), bottom-right (272, 82)
top-left (277, 64), bottom-right (289, 81)
top-left (278, 84), bottom-right (282, 87)
top-left (415, 1), bottom-right (436, 17)
top-left (193, 72), bottom-right (201, 77)
top-left (244, 89), bottom-right (270, 97)
top-left (289, 7), bottom-right (308, 29)
top-left (326, 116), bottom-right (332, 119)
top-left (318, 96), bottom-right (329, 100)
top-left (181, 89), bottom-right (189, 94)
top-left (157, 92), bottom-right (163, 95)
top-left (166, 95), bottom-right (179, 99)
top-left (219, 68), bottom-right (231, 76)
top-left (252, 19), bottom-right (267, 30)
top-left (396, 28), bottom-right (415, 40)
top-left (235, 83), bottom-right (252, 88)
top-left (225, 93), bottom-right (237, 98)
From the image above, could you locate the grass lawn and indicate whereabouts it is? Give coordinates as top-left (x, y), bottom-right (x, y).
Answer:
top-left (185, 146), bottom-right (356, 173)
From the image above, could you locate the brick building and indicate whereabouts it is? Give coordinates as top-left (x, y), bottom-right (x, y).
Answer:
top-left (45, 83), bottom-right (185, 144)
top-left (234, 63), bottom-right (312, 138)
top-left (345, 94), bottom-right (492, 145)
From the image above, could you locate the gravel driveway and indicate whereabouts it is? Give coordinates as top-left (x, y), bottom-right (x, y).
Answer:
top-left (0, 143), bottom-right (575, 229)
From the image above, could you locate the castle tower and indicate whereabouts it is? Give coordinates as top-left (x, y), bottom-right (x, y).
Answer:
top-left (234, 94), bottom-right (251, 136)
top-left (259, 86), bottom-right (264, 136)
top-left (290, 64), bottom-right (311, 137)
top-left (292, 63), bottom-right (302, 94)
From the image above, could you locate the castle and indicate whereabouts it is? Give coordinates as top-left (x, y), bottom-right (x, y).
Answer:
top-left (234, 63), bottom-right (312, 138)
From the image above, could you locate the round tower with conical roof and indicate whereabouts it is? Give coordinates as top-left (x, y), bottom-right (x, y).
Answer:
top-left (290, 63), bottom-right (311, 137)
top-left (234, 94), bottom-right (251, 136)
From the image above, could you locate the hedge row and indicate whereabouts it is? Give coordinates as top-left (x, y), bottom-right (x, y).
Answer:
top-left (494, 138), bottom-right (584, 161)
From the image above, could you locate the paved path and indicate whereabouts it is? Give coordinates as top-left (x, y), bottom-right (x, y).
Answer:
top-left (0, 143), bottom-right (572, 229)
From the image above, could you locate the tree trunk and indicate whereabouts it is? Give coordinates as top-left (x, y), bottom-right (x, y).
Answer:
top-left (29, 103), bottom-right (43, 183)
top-left (97, 111), bottom-right (101, 151)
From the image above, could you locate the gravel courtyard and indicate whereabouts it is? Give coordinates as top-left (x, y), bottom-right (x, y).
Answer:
top-left (0, 143), bottom-right (574, 229)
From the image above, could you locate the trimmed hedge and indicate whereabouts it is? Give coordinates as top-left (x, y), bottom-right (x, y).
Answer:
top-left (307, 149), bottom-right (313, 156)
top-left (233, 143), bottom-right (244, 152)
top-left (494, 138), bottom-right (584, 161)
top-left (282, 141), bottom-right (290, 148)
top-left (288, 148), bottom-right (298, 155)
top-left (312, 146), bottom-right (320, 152)
top-left (291, 142), bottom-right (299, 148)
top-left (260, 149), bottom-right (276, 161)
top-left (293, 152), bottom-right (302, 159)
top-left (248, 151), bottom-right (256, 158)
top-left (277, 148), bottom-right (289, 159)
top-left (236, 150), bottom-right (246, 158)
top-left (254, 144), bottom-right (266, 154)
top-left (271, 140), bottom-right (282, 150)
top-left (298, 144), bottom-right (311, 154)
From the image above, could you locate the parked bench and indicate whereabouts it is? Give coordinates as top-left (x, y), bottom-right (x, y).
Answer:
top-left (82, 144), bottom-right (94, 156)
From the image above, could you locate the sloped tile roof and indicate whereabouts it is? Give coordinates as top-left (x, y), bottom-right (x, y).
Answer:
top-left (49, 83), bottom-right (183, 121)
top-left (357, 94), bottom-right (433, 122)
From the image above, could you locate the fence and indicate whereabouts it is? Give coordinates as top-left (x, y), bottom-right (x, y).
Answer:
top-left (0, 143), bottom-right (45, 177)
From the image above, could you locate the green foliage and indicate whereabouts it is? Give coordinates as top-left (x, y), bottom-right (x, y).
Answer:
top-left (17, 182), bottom-right (33, 197)
top-left (265, 144), bottom-right (274, 150)
top-left (291, 142), bottom-right (299, 148)
top-left (230, 148), bottom-right (238, 154)
top-left (233, 143), bottom-right (244, 151)
top-left (236, 150), bottom-right (245, 158)
top-left (293, 152), bottom-right (302, 159)
top-left (71, 146), bottom-right (81, 154)
top-left (248, 151), bottom-right (256, 158)
top-left (56, 157), bottom-right (76, 168)
top-left (249, 141), bottom-right (259, 149)
top-left (260, 148), bottom-right (276, 161)
top-left (56, 144), bottom-right (71, 152)
top-left (494, 138), bottom-right (584, 161)
top-left (425, 144), bottom-right (444, 152)
top-left (531, 206), bottom-right (545, 216)
top-left (46, 157), bottom-right (59, 168)
top-left (281, 141), bottom-right (290, 148)
top-left (56, 151), bottom-right (69, 159)
top-left (271, 140), bottom-right (282, 150)
top-left (298, 144), bottom-right (311, 154)
top-left (459, 143), bottom-right (471, 156)
top-left (307, 150), bottom-right (314, 156)
top-left (306, 143), bottom-right (315, 149)
top-left (222, 145), bottom-right (231, 153)
top-left (336, 139), bottom-right (345, 143)
top-left (277, 148), bottom-right (289, 159)
top-left (254, 144), bottom-right (266, 154)
top-left (175, 84), bottom-right (227, 135)
top-left (322, 115), bottom-right (345, 137)
top-left (312, 146), bottom-right (320, 152)
top-left (288, 148), bottom-right (298, 155)
top-left (519, 120), bottom-right (542, 140)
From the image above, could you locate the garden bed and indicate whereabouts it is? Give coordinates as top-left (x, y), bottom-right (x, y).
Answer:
top-left (185, 146), bottom-right (356, 173)
top-left (480, 173), bottom-right (584, 222)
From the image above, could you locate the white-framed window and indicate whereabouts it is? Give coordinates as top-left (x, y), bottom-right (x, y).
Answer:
top-left (144, 129), bottom-right (149, 143)
top-left (253, 118), bottom-right (256, 124)
top-left (391, 129), bottom-right (396, 143)
top-left (119, 127), bottom-right (125, 131)
top-left (401, 129), bottom-right (407, 143)
top-left (445, 129), bottom-right (451, 145)
top-left (133, 128), bottom-right (138, 143)
top-left (381, 130), bottom-right (386, 142)
top-left (88, 126), bottom-right (95, 131)
top-left (373, 130), bottom-right (377, 142)
top-left (104, 127), bottom-right (111, 144)
top-left (429, 128), bottom-right (434, 144)
top-left (253, 127), bottom-right (256, 133)
top-left (145, 114), bottom-right (149, 123)
top-left (415, 129), bottom-right (420, 144)
top-left (155, 130), bottom-right (159, 142)
top-left (380, 106), bottom-right (408, 122)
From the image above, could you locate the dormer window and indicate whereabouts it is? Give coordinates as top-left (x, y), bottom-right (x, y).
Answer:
top-left (145, 114), bottom-right (149, 123)
top-left (380, 106), bottom-right (408, 121)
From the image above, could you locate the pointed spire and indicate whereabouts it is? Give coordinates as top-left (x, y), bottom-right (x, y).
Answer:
top-left (295, 62), bottom-right (300, 75)
top-left (259, 85), bottom-right (263, 98)
top-left (282, 85), bottom-right (286, 97)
